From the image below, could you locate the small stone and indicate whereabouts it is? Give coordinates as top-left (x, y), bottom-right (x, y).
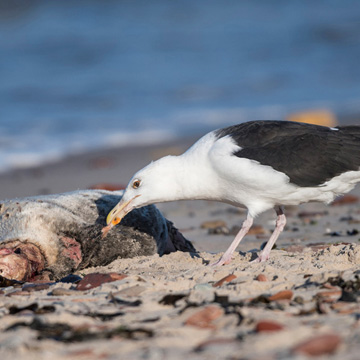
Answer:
top-left (285, 245), bottom-right (304, 253)
top-left (268, 290), bottom-right (293, 301)
top-left (213, 274), bottom-right (237, 287)
top-left (75, 273), bottom-right (127, 291)
top-left (255, 274), bottom-right (268, 282)
top-left (208, 226), bottom-right (229, 235)
top-left (185, 305), bottom-right (224, 329)
top-left (201, 220), bottom-right (227, 229)
top-left (59, 274), bottom-right (82, 283)
top-left (255, 320), bottom-right (284, 332)
top-left (248, 224), bottom-right (266, 235)
top-left (292, 333), bottom-right (341, 356)
top-left (293, 296), bottom-right (305, 305)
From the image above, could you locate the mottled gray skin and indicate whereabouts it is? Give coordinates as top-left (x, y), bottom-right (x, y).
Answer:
top-left (0, 190), bottom-right (195, 281)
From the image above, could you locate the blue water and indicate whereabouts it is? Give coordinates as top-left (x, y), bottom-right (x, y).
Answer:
top-left (0, 0), bottom-right (360, 171)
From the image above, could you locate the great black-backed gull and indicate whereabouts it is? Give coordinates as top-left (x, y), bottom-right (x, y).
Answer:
top-left (105, 120), bottom-right (360, 266)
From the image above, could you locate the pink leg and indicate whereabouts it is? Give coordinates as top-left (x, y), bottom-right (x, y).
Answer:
top-left (210, 214), bottom-right (254, 267)
top-left (252, 206), bottom-right (286, 263)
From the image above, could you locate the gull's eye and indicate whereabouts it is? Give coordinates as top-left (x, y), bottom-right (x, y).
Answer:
top-left (132, 179), bottom-right (141, 189)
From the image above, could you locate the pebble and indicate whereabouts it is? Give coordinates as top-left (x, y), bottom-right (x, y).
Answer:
top-left (213, 274), bottom-right (237, 287)
top-left (185, 305), bottom-right (224, 329)
top-left (285, 245), bottom-right (304, 253)
top-left (75, 273), bottom-right (127, 291)
top-left (255, 320), bottom-right (284, 332)
top-left (268, 290), bottom-right (293, 301)
top-left (200, 220), bottom-right (227, 229)
top-left (292, 333), bottom-right (341, 356)
top-left (208, 226), bottom-right (229, 235)
top-left (255, 274), bottom-right (268, 282)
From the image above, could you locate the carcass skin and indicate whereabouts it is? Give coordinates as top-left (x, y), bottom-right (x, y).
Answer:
top-left (0, 190), bottom-right (195, 281)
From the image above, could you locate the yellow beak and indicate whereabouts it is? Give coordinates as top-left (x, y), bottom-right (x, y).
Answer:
top-left (106, 195), bottom-right (141, 226)
top-left (102, 195), bottom-right (140, 239)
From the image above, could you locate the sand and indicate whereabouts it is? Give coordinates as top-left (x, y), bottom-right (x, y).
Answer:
top-left (1, 138), bottom-right (360, 359)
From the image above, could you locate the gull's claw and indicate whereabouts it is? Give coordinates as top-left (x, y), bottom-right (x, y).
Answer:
top-left (209, 254), bottom-right (233, 267)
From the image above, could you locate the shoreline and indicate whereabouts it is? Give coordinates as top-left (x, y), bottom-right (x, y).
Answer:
top-left (0, 135), bottom-right (198, 200)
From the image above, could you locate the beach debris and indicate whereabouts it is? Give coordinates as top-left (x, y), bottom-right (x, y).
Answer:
top-left (0, 190), bottom-right (195, 282)
top-left (75, 272), bottom-right (127, 291)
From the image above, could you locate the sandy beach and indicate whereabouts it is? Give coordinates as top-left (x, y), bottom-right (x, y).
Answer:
top-left (1, 136), bottom-right (360, 359)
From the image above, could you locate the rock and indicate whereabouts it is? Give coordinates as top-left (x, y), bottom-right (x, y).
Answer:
top-left (292, 333), bottom-right (341, 356)
top-left (185, 305), bottom-right (224, 329)
top-left (213, 274), bottom-right (237, 287)
top-left (75, 273), bottom-right (127, 291)
top-left (255, 320), bottom-right (284, 332)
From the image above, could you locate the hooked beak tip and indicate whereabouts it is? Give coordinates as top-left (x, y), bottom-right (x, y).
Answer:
top-left (105, 195), bottom-right (141, 227)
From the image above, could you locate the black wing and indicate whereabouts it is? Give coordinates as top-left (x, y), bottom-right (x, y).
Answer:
top-left (215, 121), bottom-right (360, 187)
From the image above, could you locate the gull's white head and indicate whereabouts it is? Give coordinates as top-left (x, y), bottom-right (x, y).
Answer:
top-left (106, 155), bottom-right (185, 227)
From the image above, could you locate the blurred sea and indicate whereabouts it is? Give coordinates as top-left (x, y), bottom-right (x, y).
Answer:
top-left (0, 0), bottom-right (360, 172)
